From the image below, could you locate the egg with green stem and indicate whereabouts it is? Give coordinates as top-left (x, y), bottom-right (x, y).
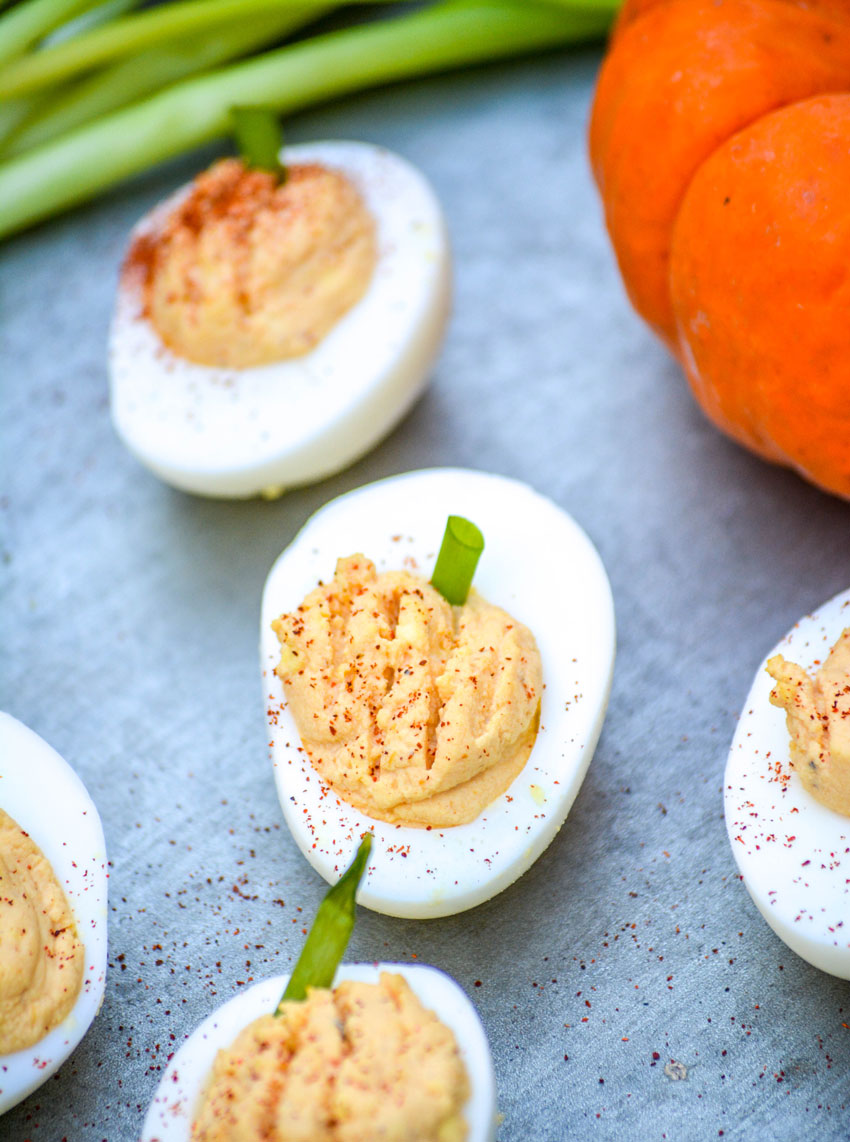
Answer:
top-left (141, 835), bottom-right (497, 1141)
top-left (0, 712), bottom-right (108, 1113)
top-left (109, 139), bottom-right (451, 499)
top-left (141, 962), bottom-right (497, 1142)
top-left (260, 467), bottom-right (616, 919)
top-left (724, 587), bottom-right (850, 978)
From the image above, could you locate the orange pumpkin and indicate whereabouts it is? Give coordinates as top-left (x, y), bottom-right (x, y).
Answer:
top-left (589, 0), bottom-right (850, 498)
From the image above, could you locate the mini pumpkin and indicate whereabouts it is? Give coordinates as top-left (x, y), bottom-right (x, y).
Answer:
top-left (589, 0), bottom-right (850, 498)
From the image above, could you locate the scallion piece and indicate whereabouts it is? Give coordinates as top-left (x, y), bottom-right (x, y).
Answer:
top-left (231, 104), bottom-right (285, 179)
top-left (278, 833), bottom-right (372, 1009)
top-left (430, 515), bottom-right (484, 606)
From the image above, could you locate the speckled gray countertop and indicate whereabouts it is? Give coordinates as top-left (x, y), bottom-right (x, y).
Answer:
top-left (4, 43), bottom-right (850, 1142)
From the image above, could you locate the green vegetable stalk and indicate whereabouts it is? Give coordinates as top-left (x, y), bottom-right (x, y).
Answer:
top-left (0, 0), bottom-right (107, 67)
top-left (431, 516), bottom-right (485, 606)
top-left (0, 0), bottom-right (613, 239)
top-left (43, 0), bottom-right (138, 47)
top-left (231, 105), bottom-right (286, 180)
top-left (280, 833), bottom-right (372, 1007)
top-left (0, 0), bottom-right (140, 150)
top-left (2, 8), bottom-right (325, 157)
top-left (0, 0), bottom-right (345, 98)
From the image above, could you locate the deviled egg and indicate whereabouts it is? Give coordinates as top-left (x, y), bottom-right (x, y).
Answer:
top-left (109, 140), bottom-right (450, 499)
top-left (141, 962), bottom-right (496, 1142)
top-left (0, 712), bottom-right (108, 1113)
top-left (260, 468), bottom-right (616, 918)
top-left (724, 588), bottom-right (850, 978)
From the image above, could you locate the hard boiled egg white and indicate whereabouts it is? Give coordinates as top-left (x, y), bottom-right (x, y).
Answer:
top-left (260, 468), bottom-right (616, 918)
top-left (109, 141), bottom-right (451, 499)
top-left (724, 587), bottom-right (850, 978)
top-left (0, 712), bottom-right (108, 1113)
top-left (141, 962), bottom-right (496, 1142)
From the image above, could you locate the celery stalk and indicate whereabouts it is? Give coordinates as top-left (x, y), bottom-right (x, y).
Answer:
top-left (0, 1), bottom-right (611, 239)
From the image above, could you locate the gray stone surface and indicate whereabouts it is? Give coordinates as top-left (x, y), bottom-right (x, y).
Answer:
top-left (4, 45), bottom-right (850, 1142)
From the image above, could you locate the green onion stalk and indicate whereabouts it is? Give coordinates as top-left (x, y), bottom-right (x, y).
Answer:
top-left (280, 833), bottom-right (372, 1007)
top-left (431, 516), bottom-right (485, 606)
top-left (0, 0), bottom-right (110, 66)
top-left (0, 98), bottom-right (40, 147)
top-left (1, 8), bottom-right (326, 157)
top-left (231, 104), bottom-right (286, 180)
top-left (0, 0), bottom-right (351, 98)
top-left (0, 0), bottom-right (614, 239)
top-left (42, 0), bottom-right (138, 47)
top-left (0, 0), bottom-right (140, 150)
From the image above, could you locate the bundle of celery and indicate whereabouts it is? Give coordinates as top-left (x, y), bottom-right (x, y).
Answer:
top-left (0, 0), bottom-right (616, 239)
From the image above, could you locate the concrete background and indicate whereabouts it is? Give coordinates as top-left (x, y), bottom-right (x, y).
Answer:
top-left (3, 40), bottom-right (850, 1142)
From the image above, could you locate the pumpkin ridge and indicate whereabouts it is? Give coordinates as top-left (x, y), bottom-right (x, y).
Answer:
top-left (668, 92), bottom-right (850, 496)
top-left (589, 0), bottom-right (850, 347)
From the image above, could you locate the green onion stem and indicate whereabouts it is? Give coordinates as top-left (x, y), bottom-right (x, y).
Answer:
top-left (430, 515), bottom-right (485, 606)
top-left (0, 98), bottom-right (42, 149)
top-left (0, 0), bottom-right (106, 67)
top-left (43, 0), bottom-right (138, 46)
top-left (231, 105), bottom-right (285, 177)
top-left (2, 8), bottom-right (325, 159)
top-left (0, 0), bottom-right (139, 145)
top-left (279, 834), bottom-right (372, 1008)
top-left (0, 0), bottom-right (401, 99)
top-left (0, 1), bottom-right (611, 239)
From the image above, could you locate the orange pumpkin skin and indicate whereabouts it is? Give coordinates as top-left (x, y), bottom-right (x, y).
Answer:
top-left (589, 0), bottom-right (850, 349)
top-left (614, 0), bottom-right (850, 35)
top-left (671, 94), bottom-right (850, 496)
top-left (589, 0), bottom-right (850, 497)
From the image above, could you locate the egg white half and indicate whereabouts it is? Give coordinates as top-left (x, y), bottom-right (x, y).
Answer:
top-left (0, 712), bottom-right (109, 1113)
top-left (260, 468), bottom-right (616, 919)
top-left (109, 141), bottom-right (451, 499)
top-left (724, 588), bottom-right (850, 978)
top-left (141, 962), bottom-right (496, 1142)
